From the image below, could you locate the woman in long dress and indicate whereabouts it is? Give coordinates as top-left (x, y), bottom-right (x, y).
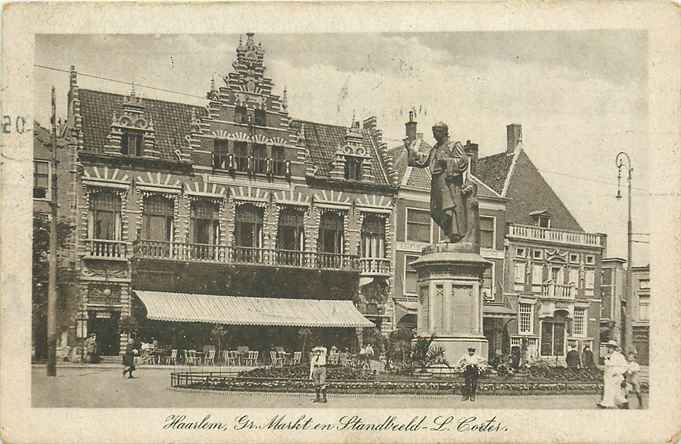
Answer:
top-left (597, 340), bottom-right (628, 408)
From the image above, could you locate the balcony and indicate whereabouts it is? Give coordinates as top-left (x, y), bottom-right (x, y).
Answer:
top-left (359, 257), bottom-right (391, 276)
top-left (541, 281), bottom-right (576, 300)
top-left (132, 240), bottom-right (360, 271)
top-left (85, 239), bottom-right (128, 260)
top-left (508, 224), bottom-right (603, 247)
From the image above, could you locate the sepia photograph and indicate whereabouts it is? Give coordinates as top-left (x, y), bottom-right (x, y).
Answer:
top-left (1, 2), bottom-right (679, 443)
top-left (31, 30), bottom-right (650, 409)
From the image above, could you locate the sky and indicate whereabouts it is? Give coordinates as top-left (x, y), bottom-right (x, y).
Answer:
top-left (34, 32), bottom-right (650, 265)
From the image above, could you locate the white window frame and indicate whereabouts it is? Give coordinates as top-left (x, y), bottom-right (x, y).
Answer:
top-left (518, 302), bottom-right (534, 335)
top-left (515, 247), bottom-right (526, 258)
top-left (539, 320), bottom-right (567, 358)
top-left (569, 253), bottom-right (580, 264)
top-left (532, 249), bottom-right (543, 260)
top-left (573, 308), bottom-right (586, 337)
top-left (479, 216), bottom-right (496, 250)
top-left (33, 160), bottom-right (51, 201)
top-left (531, 263), bottom-right (543, 291)
top-left (404, 207), bottom-right (432, 244)
top-left (481, 262), bottom-right (495, 301)
top-left (639, 296), bottom-right (650, 321)
top-left (567, 267), bottom-right (580, 286)
top-left (403, 254), bottom-right (419, 296)
top-left (584, 268), bottom-right (595, 296)
top-left (585, 255), bottom-right (595, 265)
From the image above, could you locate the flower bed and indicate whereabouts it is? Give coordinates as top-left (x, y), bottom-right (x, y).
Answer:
top-left (171, 371), bottom-right (647, 395)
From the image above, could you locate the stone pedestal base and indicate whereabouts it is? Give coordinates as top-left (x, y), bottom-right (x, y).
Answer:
top-left (411, 242), bottom-right (490, 365)
top-left (427, 335), bottom-right (489, 364)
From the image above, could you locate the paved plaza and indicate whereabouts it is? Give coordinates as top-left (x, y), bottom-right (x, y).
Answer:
top-left (31, 366), bottom-right (647, 409)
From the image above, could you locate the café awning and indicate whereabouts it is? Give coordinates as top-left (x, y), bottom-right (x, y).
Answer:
top-left (134, 291), bottom-right (374, 328)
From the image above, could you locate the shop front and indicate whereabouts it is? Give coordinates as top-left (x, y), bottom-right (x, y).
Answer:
top-left (131, 291), bottom-right (374, 365)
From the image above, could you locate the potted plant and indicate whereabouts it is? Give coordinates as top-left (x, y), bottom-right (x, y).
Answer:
top-left (409, 335), bottom-right (449, 377)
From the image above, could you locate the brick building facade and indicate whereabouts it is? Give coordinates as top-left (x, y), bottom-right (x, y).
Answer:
top-left (54, 33), bottom-right (396, 357)
top-left (477, 124), bottom-right (607, 366)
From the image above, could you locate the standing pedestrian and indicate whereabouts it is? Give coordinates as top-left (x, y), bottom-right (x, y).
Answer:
top-left (582, 345), bottom-right (596, 370)
top-left (85, 333), bottom-right (99, 363)
top-left (457, 347), bottom-right (486, 401)
top-left (566, 344), bottom-right (581, 369)
top-left (122, 339), bottom-right (138, 379)
top-left (625, 352), bottom-right (644, 408)
top-left (310, 345), bottom-right (328, 403)
top-left (597, 340), bottom-right (628, 408)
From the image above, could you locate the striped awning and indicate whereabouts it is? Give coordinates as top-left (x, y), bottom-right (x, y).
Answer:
top-left (134, 291), bottom-right (374, 328)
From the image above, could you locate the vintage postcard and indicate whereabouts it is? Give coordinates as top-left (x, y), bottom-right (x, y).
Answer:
top-left (1, 1), bottom-right (680, 443)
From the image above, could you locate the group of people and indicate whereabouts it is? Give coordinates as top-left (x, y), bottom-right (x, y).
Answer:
top-left (597, 340), bottom-right (644, 409)
top-left (565, 344), bottom-right (597, 369)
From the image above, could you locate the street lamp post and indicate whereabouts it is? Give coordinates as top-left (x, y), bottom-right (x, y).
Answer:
top-left (615, 152), bottom-right (633, 353)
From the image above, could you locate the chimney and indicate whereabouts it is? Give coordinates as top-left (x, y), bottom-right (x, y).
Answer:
top-left (405, 110), bottom-right (417, 142)
top-left (464, 140), bottom-right (479, 175)
top-left (506, 123), bottom-right (522, 153)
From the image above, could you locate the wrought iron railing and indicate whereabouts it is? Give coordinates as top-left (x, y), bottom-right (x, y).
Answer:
top-left (133, 240), bottom-right (360, 271)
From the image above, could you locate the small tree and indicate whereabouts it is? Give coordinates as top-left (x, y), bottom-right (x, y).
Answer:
top-left (32, 215), bottom-right (73, 360)
top-left (298, 328), bottom-right (312, 363)
top-left (386, 326), bottom-right (414, 367)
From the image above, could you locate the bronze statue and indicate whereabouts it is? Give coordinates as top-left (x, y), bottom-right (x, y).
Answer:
top-left (405, 121), bottom-right (479, 247)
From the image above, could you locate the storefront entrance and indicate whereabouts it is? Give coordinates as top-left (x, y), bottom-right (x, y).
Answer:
top-left (88, 310), bottom-right (121, 355)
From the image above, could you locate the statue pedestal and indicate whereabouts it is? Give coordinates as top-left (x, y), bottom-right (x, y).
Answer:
top-left (411, 242), bottom-right (490, 362)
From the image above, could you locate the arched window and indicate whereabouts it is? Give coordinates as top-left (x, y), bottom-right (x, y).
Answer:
top-left (234, 204), bottom-right (263, 248)
top-left (361, 215), bottom-right (385, 258)
top-left (89, 191), bottom-right (122, 240)
top-left (277, 207), bottom-right (305, 252)
top-left (319, 212), bottom-right (344, 254)
top-left (190, 200), bottom-right (220, 245)
top-left (142, 195), bottom-right (173, 242)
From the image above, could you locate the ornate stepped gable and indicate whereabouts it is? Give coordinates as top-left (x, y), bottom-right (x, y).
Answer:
top-left (72, 32), bottom-right (395, 187)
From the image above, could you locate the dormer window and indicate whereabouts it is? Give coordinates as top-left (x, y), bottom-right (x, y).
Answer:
top-left (530, 210), bottom-right (551, 228)
top-left (254, 109), bottom-right (266, 126)
top-left (121, 129), bottom-right (144, 156)
top-left (235, 105), bottom-right (248, 124)
top-left (344, 156), bottom-right (363, 180)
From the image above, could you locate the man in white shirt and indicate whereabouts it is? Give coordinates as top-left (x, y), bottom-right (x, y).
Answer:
top-left (457, 347), bottom-right (486, 401)
top-left (310, 346), bottom-right (328, 403)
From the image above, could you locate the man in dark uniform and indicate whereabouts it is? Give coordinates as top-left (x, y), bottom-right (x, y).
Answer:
top-left (566, 344), bottom-right (581, 368)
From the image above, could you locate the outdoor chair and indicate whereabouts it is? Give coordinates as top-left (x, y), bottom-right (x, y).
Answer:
top-left (225, 350), bottom-right (239, 366)
top-left (165, 349), bottom-right (177, 365)
top-left (292, 351), bottom-right (302, 366)
top-left (244, 351), bottom-right (258, 366)
top-left (186, 350), bottom-right (197, 365)
top-left (269, 351), bottom-right (283, 368)
top-left (204, 349), bottom-right (216, 366)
